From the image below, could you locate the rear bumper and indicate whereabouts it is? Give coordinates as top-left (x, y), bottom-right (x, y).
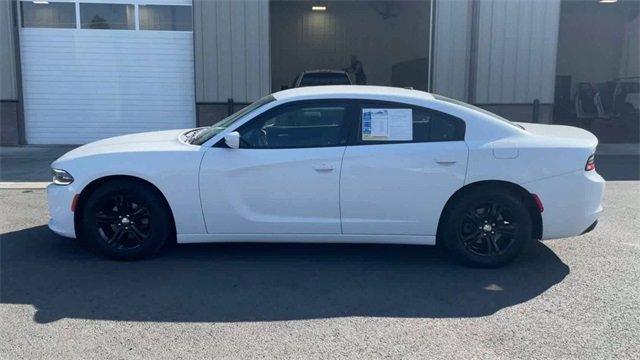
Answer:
top-left (47, 183), bottom-right (77, 238)
top-left (581, 220), bottom-right (598, 235)
top-left (523, 169), bottom-right (605, 240)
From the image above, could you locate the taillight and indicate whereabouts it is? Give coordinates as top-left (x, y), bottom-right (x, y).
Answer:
top-left (585, 154), bottom-right (596, 171)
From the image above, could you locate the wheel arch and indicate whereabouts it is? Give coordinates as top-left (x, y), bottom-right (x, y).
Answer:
top-left (436, 180), bottom-right (543, 243)
top-left (73, 175), bottom-right (177, 238)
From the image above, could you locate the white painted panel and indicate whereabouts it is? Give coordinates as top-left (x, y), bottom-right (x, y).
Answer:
top-left (475, 0), bottom-right (560, 104)
top-left (20, 28), bottom-right (195, 144)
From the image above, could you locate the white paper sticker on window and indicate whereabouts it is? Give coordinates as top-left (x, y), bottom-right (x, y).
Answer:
top-left (362, 108), bottom-right (412, 141)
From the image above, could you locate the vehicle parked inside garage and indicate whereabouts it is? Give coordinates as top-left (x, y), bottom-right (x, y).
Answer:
top-left (292, 70), bottom-right (353, 88)
top-left (47, 86), bottom-right (605, 267)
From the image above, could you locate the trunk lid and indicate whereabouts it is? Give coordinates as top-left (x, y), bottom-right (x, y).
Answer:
top-left (515, 122), bottom-right (598, 149)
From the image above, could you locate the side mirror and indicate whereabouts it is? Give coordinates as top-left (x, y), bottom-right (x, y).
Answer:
top-left (224, 131), bottom-right (241, 149)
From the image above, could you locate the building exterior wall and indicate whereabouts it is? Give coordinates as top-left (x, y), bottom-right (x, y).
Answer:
top-left (0, 0), bottom-right (572, 144)
top-left (193, 0), bottom-right (270, 126)
top-left (474, 0), bottom-right (560, 122)
top-left (433, 0), bottom-right (560, 123)
top-left (432, 0), bottom-right (472, 102)
top-left (1, 0), bottom-right (17, 101)
top-left (1, 0), bottom-right (22, 145)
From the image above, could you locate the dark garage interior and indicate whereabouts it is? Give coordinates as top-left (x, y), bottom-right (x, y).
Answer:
top-left (270, 0), bottom-right (432, 92)
top-left (554, 0), bottom-right (639, 143)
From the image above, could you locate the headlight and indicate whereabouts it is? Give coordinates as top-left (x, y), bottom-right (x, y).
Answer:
top-left (52, 168), bottom-right (74, 185)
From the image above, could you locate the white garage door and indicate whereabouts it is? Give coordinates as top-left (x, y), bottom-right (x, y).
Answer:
top-left (19, 0), bottom-right (195, 144)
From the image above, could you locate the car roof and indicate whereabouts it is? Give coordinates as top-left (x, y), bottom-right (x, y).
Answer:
top-left (273, 85), bottom-right (436, 102)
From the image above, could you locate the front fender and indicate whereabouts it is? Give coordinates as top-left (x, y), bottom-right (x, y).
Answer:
top-left (53, 150), bottom-right (207, 235)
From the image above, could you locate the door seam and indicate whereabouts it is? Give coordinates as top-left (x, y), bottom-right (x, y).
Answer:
top-left (338, 146), bottom-right (348, 234)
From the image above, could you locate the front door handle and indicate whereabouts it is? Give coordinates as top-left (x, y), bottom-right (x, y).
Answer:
top-left (313, 163), bottom-right (335, 172)
top-left (435, 159), bottom-right (457, 165)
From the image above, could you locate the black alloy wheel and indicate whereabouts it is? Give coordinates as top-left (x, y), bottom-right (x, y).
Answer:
top-left (459, 202), bottom-right (518, 257)
top-left (94, 194), bottom-right (151, 251)
top-left (441, 187), bottom-right (532, 267)
top-left (80, 179), bottom-right (173, 260)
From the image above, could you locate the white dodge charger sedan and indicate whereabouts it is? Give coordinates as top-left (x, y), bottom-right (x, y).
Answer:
top-left (47, 86), bottom-right (605, 267)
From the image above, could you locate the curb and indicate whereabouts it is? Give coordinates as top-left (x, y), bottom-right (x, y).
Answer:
top-left (0, 182), bottom-right (50, 190)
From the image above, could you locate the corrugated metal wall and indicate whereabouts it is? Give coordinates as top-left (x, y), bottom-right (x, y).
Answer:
top-left (474, 0), bottom-right (560, 104)
top-left (433, 0), bottom-right (560, 105)
top-left (432, 0), bottom-right (472, 102)
top-left (0, 0), bottom-right (17, 101)
top-left (193, 0), bottom-right (270, 103)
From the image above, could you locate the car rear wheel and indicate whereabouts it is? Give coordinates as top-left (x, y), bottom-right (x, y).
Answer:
top-left (79, 179), bottom-right (173, 260)
top-left (441, 188), bottom-right (532, 267)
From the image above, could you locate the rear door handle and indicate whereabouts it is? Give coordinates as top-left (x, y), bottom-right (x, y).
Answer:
top-left (313, 163), bottom-right (335, 172)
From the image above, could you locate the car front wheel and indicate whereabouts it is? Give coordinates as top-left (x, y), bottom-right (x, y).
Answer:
top-left (79, 179), bottom-right (173, 260)
top-left (441, 188), bottom-right (532, 267)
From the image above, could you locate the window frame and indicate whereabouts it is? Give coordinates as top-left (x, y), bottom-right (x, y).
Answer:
top-left (20, 0), bottom-right (77, 29)
top-left (18, 1), bottom-right (193, 32)
top-left (349, 100), bottom-right (466, 146)
top-left (138, 4), bottom-right (193, 32)
top-left (230, 99), bottom-right (358, 150)
top-left (79, 2), bottom-right (135, 30)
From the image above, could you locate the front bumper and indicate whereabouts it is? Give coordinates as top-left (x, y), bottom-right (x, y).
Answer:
top-left (523, 169), bottom-right (605, 240)
top-left (47, 183), bottom-right (77, 238)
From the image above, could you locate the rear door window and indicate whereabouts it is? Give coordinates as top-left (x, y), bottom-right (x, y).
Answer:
top-left (355, 101), bottom-right (465, 144)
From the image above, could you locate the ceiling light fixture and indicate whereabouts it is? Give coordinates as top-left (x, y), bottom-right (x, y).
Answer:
top-left (312, 6), bottom-right (326, 11)
top-left (598, 0), bottom-right (618, 3)
top-left (33, 0), bottom-right (49, 4)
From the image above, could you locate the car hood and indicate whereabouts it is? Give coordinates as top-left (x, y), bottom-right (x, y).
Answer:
top-left (53, 129), bottom-right (192, 165)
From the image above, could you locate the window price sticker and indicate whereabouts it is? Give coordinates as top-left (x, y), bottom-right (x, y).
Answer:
top-left (362, 108), bottom-right (412, 141)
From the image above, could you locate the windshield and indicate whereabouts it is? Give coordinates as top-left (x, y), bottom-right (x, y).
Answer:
top-left (190, 95), bottom-right (276, 145)
top-left (432, 94), bottom-right (524, 129)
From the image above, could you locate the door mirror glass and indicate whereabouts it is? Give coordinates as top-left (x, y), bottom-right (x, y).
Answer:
top-left (224, 132), bottom-right (241, 149)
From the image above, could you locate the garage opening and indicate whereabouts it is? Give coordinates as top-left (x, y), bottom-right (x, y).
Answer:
top-left (270, 0), bottom-right (433, 92)
top-left (554, 0), bottom-right (639, 144)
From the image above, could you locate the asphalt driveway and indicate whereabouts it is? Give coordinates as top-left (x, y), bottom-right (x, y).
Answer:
top-left (0, 180), bottom-right (638, 359)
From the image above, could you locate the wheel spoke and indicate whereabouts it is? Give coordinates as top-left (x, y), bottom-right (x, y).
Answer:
top-left (496, 223), bottom-right (517, 235)
top-left (489, 203), bottom-right (501, 219)
top-left (483, 235), bottom-right (500, 255)
top-left (107, 227), bottom-right (126, 246)
top-left (114, 195), bottom-right (130, 213)
top-left (489, 236), bottom-right (501, 253)
top-left (129, 224), bottom-right (148, 242)
top-left (465, 211), bottom-right (484, 227)
top-left (96, 213), bottom-right (116, 224)
top-left (462, 234), bottom-right (478, 247)
top-left (131, 207), bottom-right (149, 220)
top-left (114, 195), bottom-right (123, 212)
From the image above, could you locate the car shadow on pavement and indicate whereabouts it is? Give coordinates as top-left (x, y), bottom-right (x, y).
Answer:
top-left (1, 226), bottom-right (569, 324)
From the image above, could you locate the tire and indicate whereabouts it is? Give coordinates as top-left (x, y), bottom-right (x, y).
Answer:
top-left (440, 187), bottom-right (532, 267)
top-left (79, 179), bottom-right (173, 260)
